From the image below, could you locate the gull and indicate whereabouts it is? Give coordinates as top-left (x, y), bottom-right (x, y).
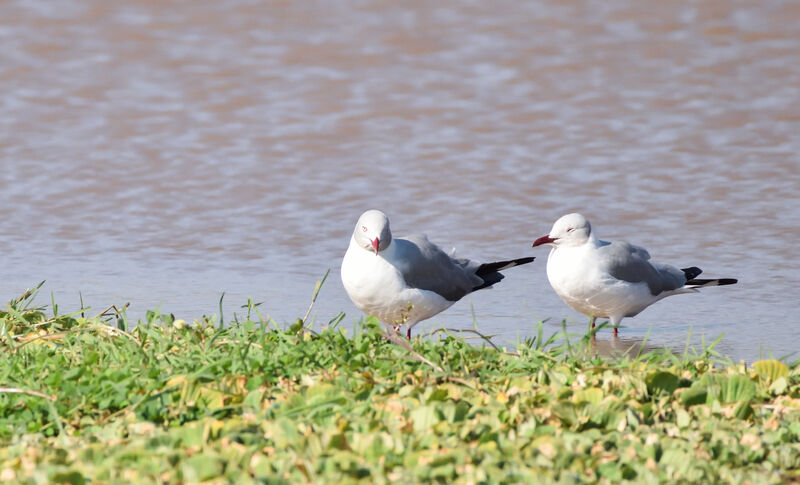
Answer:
top-left (341, 210), bottom-right (534, 338)
top-left (532, 213), bottom-right (737, 336)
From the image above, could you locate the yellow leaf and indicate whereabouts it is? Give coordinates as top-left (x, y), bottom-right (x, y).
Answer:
top-left (753, 360), bottom-right (789, 384)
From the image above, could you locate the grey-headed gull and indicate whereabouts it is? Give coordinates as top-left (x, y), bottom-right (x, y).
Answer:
top-left (341, 210), bottom-right (534, 338)
top-left (532, 213), bottom-right (737, 336)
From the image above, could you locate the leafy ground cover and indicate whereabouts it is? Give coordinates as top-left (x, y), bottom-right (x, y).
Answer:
top-left (1, 282), bottom-right (799, 484)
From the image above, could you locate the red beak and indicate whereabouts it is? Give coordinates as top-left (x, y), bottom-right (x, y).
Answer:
top-left (532, 235), bottom-right (556, 247)
top-left (371, 237), bottom-right (380, 255)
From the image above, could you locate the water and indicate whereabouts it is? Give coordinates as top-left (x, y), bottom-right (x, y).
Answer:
top-left (1, 0), bottom-right (798, 362)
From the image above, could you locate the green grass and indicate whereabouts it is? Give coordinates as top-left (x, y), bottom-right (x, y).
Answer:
top-left (1, 282), bottom-right (799, 484)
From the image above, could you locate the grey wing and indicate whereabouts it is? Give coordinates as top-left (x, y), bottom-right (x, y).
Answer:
top-left (393, 235), bottom-right (482, 302)
top-left (598, 240), bottom-right (686, 296)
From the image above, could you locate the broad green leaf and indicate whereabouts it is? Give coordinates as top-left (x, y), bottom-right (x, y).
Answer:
top-left (597, 462), bottom-right (622, 481)
top-left (681, 386), bottom-right (707, 406)
top-left (411, 405), bottom-right (437, 433)
top-left (243, 389), bottom-right (264, 410)
top-left (199, 387), bottom-right (225, 410)
top-left (753, 359), bottom-right (789, 384)
top-left (646, 371), bottom-right (679, 396)
top-left (249, 452), bottom-right (272, 478)
top-left (734, 399), bottom-right (754, 420)
top-left (573, 387), bottom-right (603, 405)
top-left (49, 471), bottom-right (85, 485)
top-left (769, 377), bottom-right (788, 395)
top-left (717, 375), bottom-right (756, 403)
top-left (676, 409), bottom-right (691, 428)
top-left (181, 454), bottom-right (223, 482)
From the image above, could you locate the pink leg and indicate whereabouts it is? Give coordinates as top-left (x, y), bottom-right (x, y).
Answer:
top-left (407, 328), bottom-right (411, 340)
top-left (610, 317), bottom-right (621, 337)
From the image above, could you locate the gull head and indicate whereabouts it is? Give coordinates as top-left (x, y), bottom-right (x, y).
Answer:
top-left (532, 213), bottom-right (592, 248)
top-left (353, 209), bottom-right (392, 255)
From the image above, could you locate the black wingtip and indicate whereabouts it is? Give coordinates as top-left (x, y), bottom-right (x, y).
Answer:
top-left (472, 257), bottom-right (535, 292)
top-left (681, 266), bottom-right (703, 281)
top-left (686, 277), bottom-right (738, 287)
top-left (476, 257), bottom-right (535, 276)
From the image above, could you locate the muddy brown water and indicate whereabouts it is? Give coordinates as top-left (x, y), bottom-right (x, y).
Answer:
top-left (1, 0), bottom-right (798, 361)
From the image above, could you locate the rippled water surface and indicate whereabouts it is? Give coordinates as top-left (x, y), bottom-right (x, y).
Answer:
top-left (1, 0), bottom-right (798, 361)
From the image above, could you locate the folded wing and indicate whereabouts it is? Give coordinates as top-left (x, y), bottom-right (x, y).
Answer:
top-left (598, 240), bottom-right (686, 296)
top-left (393, 235), bottom-right (483, 302)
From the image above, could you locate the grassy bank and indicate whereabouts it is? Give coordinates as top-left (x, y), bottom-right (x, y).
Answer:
top-left (1, 283), bottom-right (799, 484)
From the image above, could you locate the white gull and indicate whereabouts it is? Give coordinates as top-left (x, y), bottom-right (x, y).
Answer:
top-left (341, 210), bottom-right (534, 338)
top-left (532, 213), bottom-right (737, 336)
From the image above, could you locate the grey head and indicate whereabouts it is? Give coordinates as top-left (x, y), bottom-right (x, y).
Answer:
top-left (352, 209), bottom-right (393, 255)
top-left (532, 213), bottom-right (592, 248)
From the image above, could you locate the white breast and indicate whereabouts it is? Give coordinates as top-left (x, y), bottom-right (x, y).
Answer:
top-left (341, 238), bottom-right (454, 327)
top-left (546, 245), bottom-right (656, 319)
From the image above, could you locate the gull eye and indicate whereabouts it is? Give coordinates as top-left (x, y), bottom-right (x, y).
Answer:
top-left (361, 226), bottom-right (368, 232)
top-left (566, 227), bottom-right (574, 233)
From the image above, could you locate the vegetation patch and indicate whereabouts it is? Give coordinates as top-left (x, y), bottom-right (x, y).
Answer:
top-left (1, 283), bottom-right (799, 483)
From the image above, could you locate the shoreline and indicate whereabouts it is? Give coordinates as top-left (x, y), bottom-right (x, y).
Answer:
top-left (1, 285), bottom-right (798, 482)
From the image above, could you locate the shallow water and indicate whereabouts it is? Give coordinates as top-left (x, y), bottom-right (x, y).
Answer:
top-left (1, 0), bottom-right (798, 362)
